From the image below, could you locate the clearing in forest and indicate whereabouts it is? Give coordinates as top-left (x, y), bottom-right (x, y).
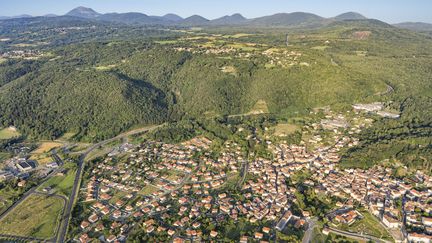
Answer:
top-left (0, 127), bottom-right (20, 139)
top-left (249, 100), bottom-right (269, 114)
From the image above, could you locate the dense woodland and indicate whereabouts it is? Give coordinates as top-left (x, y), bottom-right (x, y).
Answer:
top-left (0, 17), bottom-right (431, 170)
top-left (341, 96), bottom-right (432, 171)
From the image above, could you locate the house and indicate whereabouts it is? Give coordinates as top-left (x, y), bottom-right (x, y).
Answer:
top-left (423, 217), bottom-right (432, 227)
top-left (46, 161), bottom-right (59, 168)
top-left (88, 214), bottom-right (99, 223)
top-left (210, 230), bottom-right (218, 237)
top-left (173, 238), bottom-right (184, 243)
top-left (80, 220), bottom-right (90, 229)
top-left (407, 233), bottom-right (432, 243)
top-left (254, 232), bottom-right (264, 239)
top-left (0, 170), bottom-right (14, 181)
top-left (79, 233), bottom-right (89, 243)
top-left (106, 235), bottom-right (116, 243)
top-left (383, 214), bottom-right (401, 229)
top-left (240, 236), bottom-right (248, 243)
top-left (276, 210), bottom-right (292, 230)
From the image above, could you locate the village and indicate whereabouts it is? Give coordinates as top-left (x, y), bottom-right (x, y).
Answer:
top-left (71, 105), bottom-right (431, 243)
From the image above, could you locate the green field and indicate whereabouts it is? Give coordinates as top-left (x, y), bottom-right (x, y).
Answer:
top-left (325, 232), bottom-right (362, 243)
top-left (0, 188), bottom-right (22, 215)
top-left (273, 123), bottom-right (300, 136)
top-left (0, 194), bottom-right (64, 239)
top-left (249, 100), bottom-right (269, 114)
top-left (0, 127), bottom-right (20, 139)
top-left (57, 132), bottom-right (76, 141)
top-left (38, 164), bottom-right (77, 196)
top-left (310, 227), bottom-right (327, 243)
top-left (338, 210), bottom-right (392, 240)
top-left (138, 185), bottom-right (158, 196)
top-left (0, 152), bottom-right (11, 162)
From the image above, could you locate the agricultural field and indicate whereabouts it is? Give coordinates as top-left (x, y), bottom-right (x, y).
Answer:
top-left (27, 141), bottom-right (62, 165)
top-left (29, 153), bottom-right (54, 165)
top-left (31, 142), bottom-right (63, 154)
top-left (0, 188), bottom-right (21, 215)
top-left (0, 194), bottom-right (65, 239)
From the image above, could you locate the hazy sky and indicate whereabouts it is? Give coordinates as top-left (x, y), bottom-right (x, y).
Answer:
top-left (1, 0), bottom-right (431, 23)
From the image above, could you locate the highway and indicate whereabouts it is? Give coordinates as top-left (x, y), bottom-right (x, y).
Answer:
top-left (56, 124), bottom-right (163, 243)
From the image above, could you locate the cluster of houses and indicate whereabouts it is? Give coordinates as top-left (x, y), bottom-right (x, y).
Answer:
top-left (262, 49), bottom-right (304, 68)
top-left (0, 50), bottom-right (42, 59)
top-left (75, 108), bottom-right (431, 243)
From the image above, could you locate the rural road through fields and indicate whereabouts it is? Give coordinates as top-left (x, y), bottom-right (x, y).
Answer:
top-left (56, 124), bottom-right (163, 243)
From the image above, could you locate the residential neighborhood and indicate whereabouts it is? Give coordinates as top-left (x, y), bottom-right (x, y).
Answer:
top-left (65, 106), bottom-right (431, 242)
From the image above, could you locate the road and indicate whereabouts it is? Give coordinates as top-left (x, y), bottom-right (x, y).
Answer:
top-left (56, 124), bottom-right (163, 243)
top-left (326, 227), bottom-right (393, 243)
top-left (0, 154), bottom-right (67, 243)
top-left (0, 233), bottom-right (45, 242)
top-left (302, 217), bottom-right (318, 243)
top-left (0, 152), bottom-right (64, 221)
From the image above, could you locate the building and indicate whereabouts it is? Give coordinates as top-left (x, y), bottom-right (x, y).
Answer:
top-left (16, 161), bottom-right (36, 172)
top-left (383, 214), bottom-right (401, 228)
top-left (0, 170), bottom-right (14, 181)
top-left (407, 233), bottom-right (432, 243)
top-left (276, 210), bottom-right (292, 230)
top-left (423, 217), bottom-right (432, 227)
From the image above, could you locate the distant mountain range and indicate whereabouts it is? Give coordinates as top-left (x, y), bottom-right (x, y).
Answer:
top-left (60, 7), bottom-right (370, 27)
top-left (394, 22), bottom-right (432, 32)
top-left (1, 6), bottom-right (431, 30)
top-left (0, 14), bottom-right (32, 20)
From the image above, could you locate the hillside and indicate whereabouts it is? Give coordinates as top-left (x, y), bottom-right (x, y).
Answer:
top-left (334, 12), bottom-right (367, 20)
top-left (66, 6), bottom-right (101, 18)
top-left (0, 18), bottom-right (431, 143)
top-left (249, 12), bottom-right (325, 27)
top-left (180, 15), bottom-right (209, 25)
top-left (394, 22), bottom-right (432, 36)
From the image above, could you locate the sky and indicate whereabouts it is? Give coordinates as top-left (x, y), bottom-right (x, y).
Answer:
top-left (1, 0), bottom-right (431, 24)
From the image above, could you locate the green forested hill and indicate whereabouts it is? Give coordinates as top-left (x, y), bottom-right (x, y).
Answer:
top-left (0, 21), bottom-right (431, 142)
